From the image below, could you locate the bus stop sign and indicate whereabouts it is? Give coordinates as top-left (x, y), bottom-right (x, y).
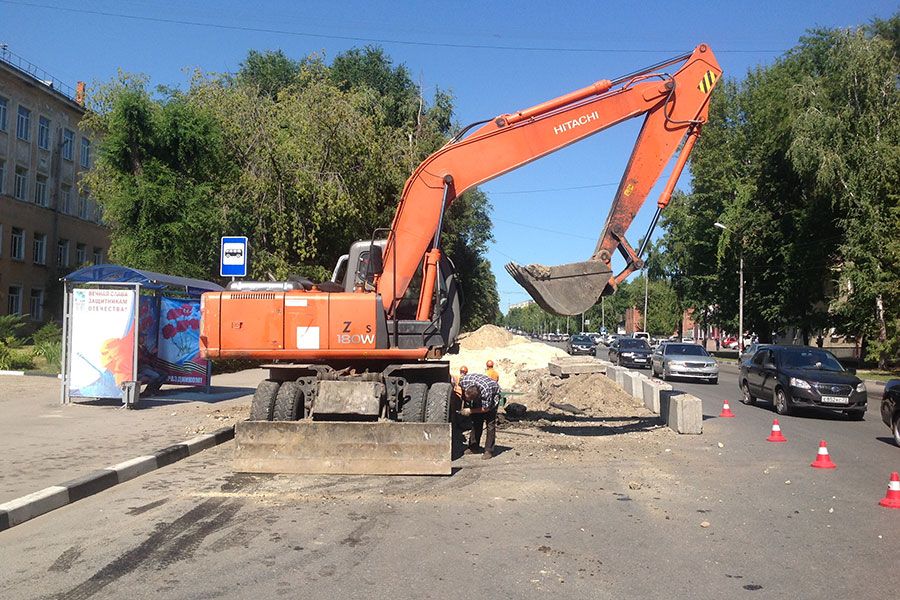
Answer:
top-left (220, 236), bottom-right (248, 277)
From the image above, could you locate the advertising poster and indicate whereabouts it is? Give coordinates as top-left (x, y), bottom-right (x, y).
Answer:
top-left (69, 287), bottom-right (137, 399)
top-left (156, 296), bottom-right (208, 386)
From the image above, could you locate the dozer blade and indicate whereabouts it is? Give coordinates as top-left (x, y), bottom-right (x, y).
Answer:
top-left (505, 260), bottom-right (613, 316)
top-left (233, 421), bottom-right (452, 476)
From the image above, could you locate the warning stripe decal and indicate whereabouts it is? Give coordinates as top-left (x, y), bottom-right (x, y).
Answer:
top-left (698, 70), bottom-right (717, 94)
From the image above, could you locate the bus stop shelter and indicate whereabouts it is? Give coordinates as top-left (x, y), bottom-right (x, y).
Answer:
top-left (60, 264), bottom-right (223, 406)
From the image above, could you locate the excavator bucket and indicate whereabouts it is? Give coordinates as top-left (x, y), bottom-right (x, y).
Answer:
top-left (506, 260), bottom-right (613, 316)
top-left (233, 421), bottom-right (452, 475)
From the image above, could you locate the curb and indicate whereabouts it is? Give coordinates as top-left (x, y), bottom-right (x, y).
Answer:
top-left (0, 426), bottom-right (234, 532)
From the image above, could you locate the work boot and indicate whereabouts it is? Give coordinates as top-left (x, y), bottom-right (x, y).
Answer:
top-left (482, 450), bottom-right (493, 460)
top-left (464, 446), bottom-right (481, 456)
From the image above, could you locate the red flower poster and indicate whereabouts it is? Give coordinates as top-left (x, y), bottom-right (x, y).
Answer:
top-left (156, 296), bottom-right (208, 386)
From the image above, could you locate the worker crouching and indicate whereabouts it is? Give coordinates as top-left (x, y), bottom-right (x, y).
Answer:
top-left (459, 372), bottom-right (500, 460)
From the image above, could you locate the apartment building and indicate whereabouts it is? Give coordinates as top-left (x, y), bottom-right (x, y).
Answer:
top-left (0, 47), bottom-right (109, 324)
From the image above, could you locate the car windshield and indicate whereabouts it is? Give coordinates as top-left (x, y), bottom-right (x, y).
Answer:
top-left (619, 339), bottom-right (649, 350)
top-left (778, 348), bottom-right (844, 372)
top-left (571, 335), bottom-right (592, 344)
top-left (665, 344), bottom-right (709, 356)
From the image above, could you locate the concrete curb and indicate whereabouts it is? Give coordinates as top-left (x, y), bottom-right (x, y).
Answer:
top-left (0, 425), bottom-right (234, 532)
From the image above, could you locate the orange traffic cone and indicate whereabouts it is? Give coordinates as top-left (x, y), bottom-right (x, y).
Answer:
top-left (766, 419), bottom-right (787, 442)
top-left (878, 472), bottom-right (900, 509)
top-left (719, 400), bottom-right (735, 418)
top-left (810, 440), bottom-right (836, 469)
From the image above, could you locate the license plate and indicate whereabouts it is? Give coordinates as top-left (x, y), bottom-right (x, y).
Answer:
top-left (634, 358), bottom-right (646, 363)
top-left (821, 395), bottom-right (849, 405)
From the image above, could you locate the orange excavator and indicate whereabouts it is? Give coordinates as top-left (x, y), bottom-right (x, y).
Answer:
top-left (200, 44), bottom-right (721, 474)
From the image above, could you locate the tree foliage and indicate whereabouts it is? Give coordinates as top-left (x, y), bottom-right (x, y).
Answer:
top-left (657, 15), bottom-right (900, 365)
top-left (83, 47), bottom-right (500, 330)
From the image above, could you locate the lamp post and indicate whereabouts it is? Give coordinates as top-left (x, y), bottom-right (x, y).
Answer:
top-left (714, 222), bottom-right (743, 353)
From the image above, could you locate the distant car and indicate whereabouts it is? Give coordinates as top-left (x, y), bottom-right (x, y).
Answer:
top-left (588, 333), bottom-right (603, 345)
top-left (608, 337), bottom-right (652, 368)
top-left (739, 345), bottom-right (867, 419)
top-left (567, 334), bottom-right (596, 356)
top-left (881, 379), bottom-right (900, 446)
top-left (741, 342), bottom-right (772, 364)
top-left (652, 343), bottom-right (718, 383)
top-left (632, 331), bottom-right (650, 341)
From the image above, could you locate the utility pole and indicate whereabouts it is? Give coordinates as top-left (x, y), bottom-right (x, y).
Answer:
top-left (739, 249), bottom-right (744, 353)
top-left (601, 297), bottom-right (605, 331)
top-left (643, 269), bottom-right (648, 333)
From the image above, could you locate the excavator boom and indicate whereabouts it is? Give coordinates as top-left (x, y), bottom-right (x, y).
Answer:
top-left (379, 44), bottom-right (721, 315)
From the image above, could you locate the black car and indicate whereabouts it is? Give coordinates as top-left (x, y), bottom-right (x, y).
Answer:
top-left (739, 345), bottom-right (867, 418)
top-left (881, 379), bottom-right (900, 446)
top-left (567, 334), bottom-right (595, 356)
top-left (608, 337), bottom-right (652, 368)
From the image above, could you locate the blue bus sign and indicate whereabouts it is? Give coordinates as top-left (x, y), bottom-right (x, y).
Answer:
top-left (220, 236), bottom-right (248, 277)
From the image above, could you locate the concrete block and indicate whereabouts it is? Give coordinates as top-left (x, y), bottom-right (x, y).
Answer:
top-left (107, 455), bottom-right (156, 483)
top-left (621, 371), bottom-right (640, 396)
top-left (628, 372), bottom-right (646, 400)
top-left (641, 379), bottom-right (673, 414)
top-left (614, 366), bottom-right (626, 387)
top-left (666, 393), bottom-right (703, 434)
top-left (0, 486), bottom-right (69, 528)
top-left (548, 358), bottom-right (606, 377)
top-left (605, 364), bottom-right (620, 383)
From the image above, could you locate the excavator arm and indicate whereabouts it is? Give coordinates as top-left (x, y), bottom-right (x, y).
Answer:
top-left (377, 44), bottom-right (721, 316)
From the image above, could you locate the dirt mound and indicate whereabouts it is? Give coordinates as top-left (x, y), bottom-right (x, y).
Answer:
top-left (458, 324), bottom-right (529, 351)
top-left (446, 339), bottom-right (566, 389)
top-left (513, 368), bottom-right (643, 418)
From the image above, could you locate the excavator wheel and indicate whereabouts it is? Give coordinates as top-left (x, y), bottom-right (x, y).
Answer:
top-left (425, 383), bottom-right (452, 423)
top-left (273, 381), bottom-right (305, 421)
top-left (399, 383), bottom-right (428, 422)
top-left (249, 380), bottom-right (281, 421)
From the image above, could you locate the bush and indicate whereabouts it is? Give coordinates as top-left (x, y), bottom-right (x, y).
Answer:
top-left (32, 340), bottom-right (62, 372)
top-left (32, 322), bottom-right (62, 346)
top-left (0, 314), bottom-right (27, 348)
top-left (0, 341), bottom-right (34, 371)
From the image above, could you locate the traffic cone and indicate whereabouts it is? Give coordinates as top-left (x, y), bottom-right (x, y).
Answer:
top-left (719, 400), bottom-right (735, 418)
top-left (878, 472), bottom-right (900, 509)
top-left (810, 440), bottom-right (836, 469)
top-left (766, 419), bottom-right (787, 442)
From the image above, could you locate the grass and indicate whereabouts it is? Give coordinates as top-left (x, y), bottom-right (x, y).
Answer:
top-left (856, 370), bottom-right (900, 383)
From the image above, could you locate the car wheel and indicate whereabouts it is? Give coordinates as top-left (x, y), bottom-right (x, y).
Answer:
top-left (740, 381), bottom-right (756, 405)
top-left (774, 388), bottom-right (792, 416)
top-left (249, 380), bottom-right (280, 421)
top-left (399, 383), bottom-right (428, 422)
top-left (893, 413), bottom-right (900, 447)
top-left (710, 377), bottom-right (718, 385)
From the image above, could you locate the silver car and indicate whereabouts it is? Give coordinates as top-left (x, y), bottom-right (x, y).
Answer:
top-left (651, 343), bottom-right (719, 384)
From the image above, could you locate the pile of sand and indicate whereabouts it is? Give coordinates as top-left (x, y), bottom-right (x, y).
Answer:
top-left (447, 326), bottom-right (566, 388)
top-left (457, 324), bottom-right (529, 351)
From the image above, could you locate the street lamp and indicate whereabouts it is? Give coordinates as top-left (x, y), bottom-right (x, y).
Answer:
top-left (714, 222), bottom-right (743, 353)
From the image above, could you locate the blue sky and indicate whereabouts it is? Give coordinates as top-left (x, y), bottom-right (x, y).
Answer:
top-left (2, 0), bottom-right (894, 311)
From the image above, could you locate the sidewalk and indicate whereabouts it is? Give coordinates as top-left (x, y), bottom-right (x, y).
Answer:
top-left (0, 369), bottom-right (264, 503)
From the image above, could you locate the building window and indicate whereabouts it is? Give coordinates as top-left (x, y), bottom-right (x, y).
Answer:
top-left (78, 194), bottom-right (89, 219)
top-left (29, 289), bottom-right (44, 321)
top-left (34, 175), bottom-right (48, 207)
top-left (7, 286), bottom-right (22, 316)
top-left (80, 137), bottom-right (91, 168)
top-left (33, 233), bottom-right (47, 265)
top-left (16, 106), bottom-right (31, 141)
top-left (0, 96), bottom-right (7, 131)
top-left (76, 243), bottom-right (86, 265)
top-left (60, 184), bottom-right (72, 214)
top-left (11, 228), bottom-right (24, 261)
top-left (62, 129), bottom-right (74, 161)
top-left (38, 116), bottom-right (51, 150)
top-left (92, 247), bottom-right (103, 264)
top-left (14, 167), bottom-right (27, 200)
top-left (57, 239), bottom-right (69, 267)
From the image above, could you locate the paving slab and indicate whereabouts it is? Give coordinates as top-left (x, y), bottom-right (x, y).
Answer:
top-left (0, 369), bottom-right (260, 503)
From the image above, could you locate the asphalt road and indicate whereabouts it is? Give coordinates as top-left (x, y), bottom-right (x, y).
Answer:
top-left (1, 350), bottom-right (897, 600)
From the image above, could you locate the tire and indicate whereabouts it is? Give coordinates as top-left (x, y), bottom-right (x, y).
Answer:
top-left (399, 383), bottom-right (428, 423)
top-left (774, 387), bottom-right (792, 416)
top-left (425, 382), bottom-right (453, 423)
top-left (710, 378), bottom-right (718, 385)
top-left (893, 413), bottom-right (900, 447)
top-left (249, 380), bottom-right (280, 421)
top-left (740, 381), bottom-right (756, 405)
top-left (273, 381), bottom-right (304, 421)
